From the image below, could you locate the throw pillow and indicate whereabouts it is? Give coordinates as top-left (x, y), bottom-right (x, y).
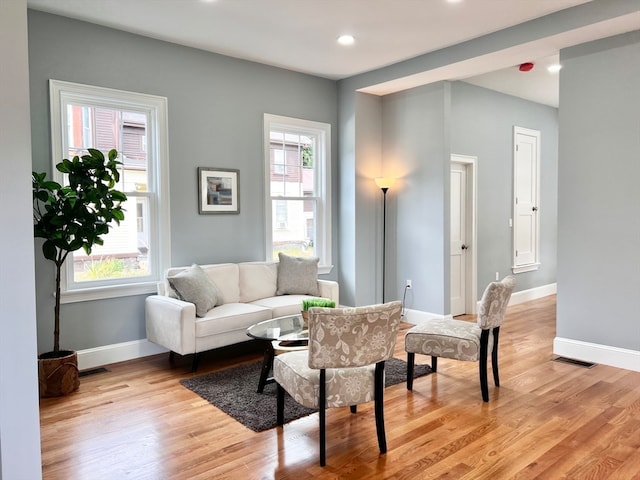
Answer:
top-left (276, 253), bottom-right (320, 296)
top-left (168, 264), bottom-right (219, 317)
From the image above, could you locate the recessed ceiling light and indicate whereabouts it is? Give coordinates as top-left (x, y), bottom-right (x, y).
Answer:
top-left (547, 64), bottom-right (562, 73)
top-left (337, 35), bottom-right (355, 46)
top-left (446, 0), bottom-right (464, 3)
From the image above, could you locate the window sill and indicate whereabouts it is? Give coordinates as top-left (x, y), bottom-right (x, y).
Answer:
top-left (60, 281), bottom-right (158, 304)
top-left (318, 264), bottom-right (334, 275)
top-left (512, 263), bottom-right (540, 274)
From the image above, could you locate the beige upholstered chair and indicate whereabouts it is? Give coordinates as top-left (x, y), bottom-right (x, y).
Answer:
top-left (274, 301), bottom-right (403, 466)
top-left (405, 276), bottom-right (515, 402)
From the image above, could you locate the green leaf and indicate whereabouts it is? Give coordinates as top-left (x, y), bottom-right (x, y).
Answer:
top-left (42, 241), bottom-right (57, 262)
top-left (57, 159), bottom-right (73, 173)
top-left (87, 148), bottom-right (104, 161)
top-left (36, 190), bottom-right (49, 202)
top-left (111, 190), bottom-right (127, 201)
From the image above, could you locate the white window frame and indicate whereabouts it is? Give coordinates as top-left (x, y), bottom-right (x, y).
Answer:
top-left (49, 80), bottom-right (171, 303)
top-left (263, 114), bottom-right (332, 274)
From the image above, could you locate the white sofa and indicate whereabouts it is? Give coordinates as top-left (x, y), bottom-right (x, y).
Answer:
top-left (145, 260), bottom-right (339, 370)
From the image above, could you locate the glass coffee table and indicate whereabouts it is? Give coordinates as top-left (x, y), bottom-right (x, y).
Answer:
top-left (246, 314), bottom-right (308, 393)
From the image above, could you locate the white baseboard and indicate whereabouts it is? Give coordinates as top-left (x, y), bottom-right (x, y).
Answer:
top-left (553, 337), bottom-right (640, 372)
top-left (402, 309), bottom-right (451, 326)
top-left (77, 339), bottom-right (168, 371)
top-left (509, 283), bottom-right (556, 305)
top-left (78, 283), bottom-right (559, 370)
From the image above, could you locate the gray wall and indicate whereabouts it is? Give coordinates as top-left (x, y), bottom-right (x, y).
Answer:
top-left (557, 31), bottom-right (640, 351)
top-left (382, 82), bottom-right (449, 313)
top-left (376, 80), bottom-right (558, 314)
top-left (337, 0), bottom-right (633, 312)
top-left (451, 81), bottom-right (558, 292)
top-left (28, 11), bottom-right (338, 353)
top-left (0, 1), bottom-right (42, 478)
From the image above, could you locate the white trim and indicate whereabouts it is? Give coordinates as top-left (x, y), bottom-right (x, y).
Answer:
top-left (512, 263), bottom-right (540, 274)
top-left (263, 114), bottom-right (332, 272)
top-left (48, 80), bottom-right (171, 302)
top-left (509, 282), bottom-right (556, 305)
top-left (402, 308), bottom-right (452, 325)
top-left (475, 282), bottom-right (556, 310)
top-left (77, 339), bottom-right (168, 371)
top-left (512, 126), bottom-right (541, 271)
top-left (451, 154), bottom-right (478, 314)
top-left (59, 282), bottom-right (157, 304)
top-left (77, 284), bottom-right (557, 368)
top-left (553, 337), bottom-right (640, 372)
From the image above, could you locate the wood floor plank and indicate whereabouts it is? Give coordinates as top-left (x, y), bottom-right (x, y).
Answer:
top-left (39, 295), bottom-right (640, 479)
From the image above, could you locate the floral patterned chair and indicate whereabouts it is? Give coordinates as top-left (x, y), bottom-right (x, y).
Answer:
top-left (273, 301), bottom-right (403, 466)
top-left (404, 275), bottom-right (515, 402)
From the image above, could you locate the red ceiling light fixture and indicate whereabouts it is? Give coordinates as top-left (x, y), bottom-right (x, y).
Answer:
top-left (519, 62), bottom-right (535, 72)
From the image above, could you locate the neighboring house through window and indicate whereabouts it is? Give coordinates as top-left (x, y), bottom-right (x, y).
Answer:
top-left (263, 114), bottom-right (332, 274)
top-left (49, 80), bottom-right (170, 302)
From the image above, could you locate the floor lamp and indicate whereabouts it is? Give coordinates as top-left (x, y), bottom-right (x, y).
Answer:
top-left (375, 178), bottom-right (395, 303)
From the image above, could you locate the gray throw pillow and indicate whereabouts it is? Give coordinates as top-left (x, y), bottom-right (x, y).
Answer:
top-left (276, 253), bottom-right (320, 296)
top-left (168, 264), bottom-right (219, 317)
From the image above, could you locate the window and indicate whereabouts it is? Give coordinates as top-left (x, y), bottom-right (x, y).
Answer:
top-left (49, 80), bottom-right (170, 302)
top-left (264, 114), bottom-right (332, 274)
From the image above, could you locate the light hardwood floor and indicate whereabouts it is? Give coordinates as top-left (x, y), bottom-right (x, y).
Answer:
top-left (40, 295), bottom-right (640, 479)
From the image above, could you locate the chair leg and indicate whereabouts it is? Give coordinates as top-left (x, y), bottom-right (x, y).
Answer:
top-left (406, 352), bottom-right (415, 390)
top-left (492, 327), bottom-right (500, 387)
top-left (479, 329), bottom-right (490, 402)
top-left (431, 356), bottom-right (438, 373)
top-left (319, 369), bottom-right (326, 467)
top-left (350, 405), bottom-right (357, 414)
top-left (374, 361), bottom-right (387, 454)
top-left (276, 384), bottom-right (285, 426)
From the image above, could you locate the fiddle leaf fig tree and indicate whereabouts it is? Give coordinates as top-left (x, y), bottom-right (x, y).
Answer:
top-left (33, 148), bottom-right (127, 354)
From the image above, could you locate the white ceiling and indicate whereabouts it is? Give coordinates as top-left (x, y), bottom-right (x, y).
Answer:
top-left (25, 0), bottom-right (640, 107)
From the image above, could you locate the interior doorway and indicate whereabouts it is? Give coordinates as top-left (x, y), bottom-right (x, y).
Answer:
top-left (450, 154), bottom-right (477, 315)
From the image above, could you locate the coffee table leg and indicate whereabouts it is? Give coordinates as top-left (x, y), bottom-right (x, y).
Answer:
top-left (257, 341), bottom-right (275, 393)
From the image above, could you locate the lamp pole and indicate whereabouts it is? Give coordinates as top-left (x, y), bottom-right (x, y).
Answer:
top-left (381, 186), bottom-right (389, 303)
top-left (375, 178), bottom-right (395, 304)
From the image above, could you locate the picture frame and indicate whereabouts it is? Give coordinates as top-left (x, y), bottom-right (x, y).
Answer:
top-left (198, 167), bottom-right (240, 214)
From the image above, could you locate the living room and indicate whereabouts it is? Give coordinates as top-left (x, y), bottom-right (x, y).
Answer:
top-left (2, 0), bottom-right (639, 478)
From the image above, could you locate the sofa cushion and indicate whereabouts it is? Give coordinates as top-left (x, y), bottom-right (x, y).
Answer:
top-left (202, 263), bottom-right (240, 304)
top-left (167, 264), bottom-right (219, 317)
top-left (239, 262), bottom-right (278, 303)
top-left (276, 253), bottom-right (320, 296)
top-left (251, 295), bottom-right (310, 318)
top-left (195, 303), bottom-right (271, 337)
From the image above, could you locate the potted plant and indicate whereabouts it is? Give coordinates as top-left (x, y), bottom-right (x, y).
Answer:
top-left (301, 298), bottom-right (336, 326)
top-left (33, 148), bottom-right (127, 397)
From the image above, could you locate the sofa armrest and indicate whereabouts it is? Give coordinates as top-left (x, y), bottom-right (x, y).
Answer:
top-left (318, 279), bottom-right (339, 305)
top-left (145, 295), bottom-right (197, 355)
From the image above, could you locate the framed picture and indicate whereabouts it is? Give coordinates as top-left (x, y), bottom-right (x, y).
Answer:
top-left (198, 167), bottom-right (240, 214)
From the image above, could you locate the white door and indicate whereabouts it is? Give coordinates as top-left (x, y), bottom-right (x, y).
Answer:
top-left (450, 162), bottom-right (467, 316)
top-left (513, 127), bottom-right (540, 271)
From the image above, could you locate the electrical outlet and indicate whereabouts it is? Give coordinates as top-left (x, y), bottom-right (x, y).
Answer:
top-left (406, 279), bottom-right (412, 289)
top-left (495, 272), bottom-right (499, 281)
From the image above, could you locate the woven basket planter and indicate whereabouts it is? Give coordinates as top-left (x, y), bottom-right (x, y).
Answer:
top-left (38, 350), bottom-right (80, 397)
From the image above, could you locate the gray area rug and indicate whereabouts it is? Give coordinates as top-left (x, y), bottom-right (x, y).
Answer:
top-left (180, 357), bottom-right (432, 432)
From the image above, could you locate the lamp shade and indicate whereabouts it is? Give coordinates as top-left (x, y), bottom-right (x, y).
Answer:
top-left (375, 177), bottom-right (395, 190)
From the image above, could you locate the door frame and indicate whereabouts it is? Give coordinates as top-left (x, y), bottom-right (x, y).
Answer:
top-left (451, 154), bottom-right (477, 314)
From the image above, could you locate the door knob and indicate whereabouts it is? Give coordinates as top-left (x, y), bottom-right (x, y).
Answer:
top-left (532, 206), bottom-right (538, 211)
top-left (461, 244), bottom-right (468, 250)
